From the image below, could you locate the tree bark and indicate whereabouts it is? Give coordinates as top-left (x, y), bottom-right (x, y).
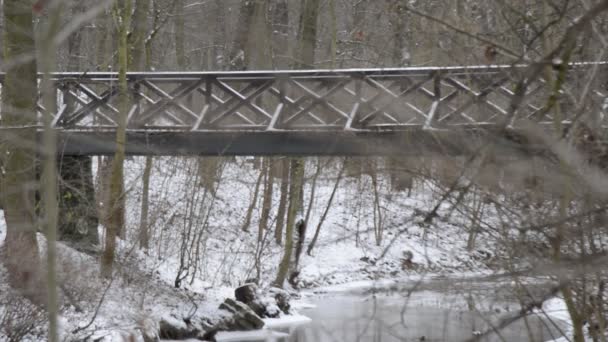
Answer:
top-left (242, 168), bottom-right (264, 232)
top-left (95, 7), bottom-right (114, 70)
top-left (39, 2), bottom-right (63, 339)
top-left (270, 0), bottom-right (289, 68)
top-left (139, 156), bottom-right (152, 250)
top-left (212, 0), bottom-right (227, 69)
top-left (274, 159), bottom-right (290, 244)
top-left (273, 158), bottom-right (304, 287)
top-left (258, 158), bottom-right (275, 242)
top-left (304, 158), bottom-right (322, 226)
top-left (247, 0), bottom-right (271, 69)
top-left (307, 162), bottom-right (344, 255)
top-left (101, 0), bottom-right (131, 277)
top-left (129, 0), bottom-right (153, 251)
top-left (174, 0), bottom-right (186, 69)
top-left (371, 164), bottom-right (384, 246)
top-left (0, 0), bottom-right (42, 303)
top-left (57, 157), bottom-right (100, 251)
top-left (57, 1), bottom-right (100, 252)
top-left (229, 0), bottom-right (255, 70)
top-left (274, 0), bottom-right (320, 287)
top-left (67, 1), bottom-right (85, 71)
top-left (130, 0), bottom-right (150, 70)
top-left (198, 157), bottom-right (220, 192)
top-left (384, 1), bottom-right (415, 194)
top-left (295, 0), bottom-right (320, 69)
top-left (351, 0), bottom-right (368, 63)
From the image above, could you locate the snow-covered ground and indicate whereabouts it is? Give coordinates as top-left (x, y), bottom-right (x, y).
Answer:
top-left (0, 157), bottom-right (580, 341)
top-left (119, 157), bottom-right (499, 291)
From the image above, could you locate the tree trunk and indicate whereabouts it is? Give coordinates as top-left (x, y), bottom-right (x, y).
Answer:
top-left (304, 158), bottom-right (322, 225)
top-left (39, 3), bottom-right (63, 339)
top-left (295, 0), bottom-right (321, 69)
top-left (466, 194), bottom-right (484, 251)
top-left (212, 0), bottom-right (227, 69)
top-left (371, 164), bottom-right (384, 246)
top-left (247, 0), bottom-right (271, 69)
top-left (245, 0), bottom-right (273, 238)
top-left (290, 219), bottom-right (307, 286)
top-left (139, 156), bottom-right (152, 250)
top-left (174, 0), bottom-right (186, 69)
top-left (130, 0), bottom-right (150, 70)
top-left (96, 7), bottom-right (114, 70)
top-left (351, 0), bottom-right (368, 63)
top-left (96, 156), bottom-right (112, 228)
top-left (0, 0), bottom-right (42, 303)
top-left (307, 162), bottom-right (344, 255)
top-left (270, 0), bottom-right (289, 68)
top-left (384, 1), bottom-right (415, 195)
top-left (273, 158), bottom-right (304, 288)
top-left (198, 157), bottom-right (220, 192)
top-left (327, 0), bottom-right (337, 68)
top-left (94, 7), bottom-right (124, 239)
top-left (563, 284), bottom-right (585, 342)
top-left (58, 2), bottom-right (100, 251)
top-left (387, 0), bottom-right (410, 66)
top-left (130, 0), bottom-right (153, 251)
top-left (101, 0), bottom-right (131, 277)
top-left (229, 0), bottom-right (255, 70)
top-left (57, 156), bottom-right (100, 251)
top-left (258, 158), bottom-right (275, 242)
top-left (387, 157), bottom-right (414, 194)
top-left (274, 159), bottom-right (290, 244)
top-left (66, 1), bottom-right (85, 70)
top-left (273, 0), bottom-right (320, 287)
top-left (242, 169), bottom-right (264, 232)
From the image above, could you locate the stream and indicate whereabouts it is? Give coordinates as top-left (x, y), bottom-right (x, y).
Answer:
top-left (289, 278), bottom-right (568, 342)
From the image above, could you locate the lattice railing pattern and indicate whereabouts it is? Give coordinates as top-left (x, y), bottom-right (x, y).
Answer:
top-left (2, 63), bottom-right (608, 132)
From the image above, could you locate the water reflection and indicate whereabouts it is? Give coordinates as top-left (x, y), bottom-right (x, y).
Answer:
top-left (291, 292), bottom-right (565, 342)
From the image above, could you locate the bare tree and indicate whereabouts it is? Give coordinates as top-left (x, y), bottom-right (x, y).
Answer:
top-left (274, 0), bottom-right (321, 288)
top-left (101, 0), bottom-right (132, 277)
top-left (0, 0), bottom-right (43, 304)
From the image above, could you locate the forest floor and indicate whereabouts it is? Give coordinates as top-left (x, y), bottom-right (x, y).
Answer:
top-left (0, 157), bottom-right (566, 341)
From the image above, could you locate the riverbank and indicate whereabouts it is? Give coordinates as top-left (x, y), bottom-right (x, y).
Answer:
top-left (0, 157), bottom-right (569, 341)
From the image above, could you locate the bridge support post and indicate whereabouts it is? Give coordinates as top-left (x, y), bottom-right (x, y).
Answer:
top-left (386, 157), bottom-right (414, 194)
top-left (57, 83), bottom-right (99, 251)
top-left (57, 155), bottom-right (100, 251)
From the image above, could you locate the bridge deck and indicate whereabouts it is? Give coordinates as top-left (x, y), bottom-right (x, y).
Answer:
top-left (1, 63), bottom-right (606, 156)
top-left (50, 126), bottom-right (548, 156)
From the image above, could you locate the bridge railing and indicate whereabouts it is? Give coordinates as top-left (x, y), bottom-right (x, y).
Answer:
top-left (1, 62), bottom-right (604, 133)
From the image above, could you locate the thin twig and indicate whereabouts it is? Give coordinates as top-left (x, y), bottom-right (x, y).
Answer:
top-left (71, 277), bottom-right (114, 334)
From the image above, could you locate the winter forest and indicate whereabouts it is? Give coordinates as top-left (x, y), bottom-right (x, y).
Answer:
top-left (1, 0), bottom-right (608, 341)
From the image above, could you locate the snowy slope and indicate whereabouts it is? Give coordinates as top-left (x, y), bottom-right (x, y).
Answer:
top-left (0, 157), bottom-right (506, 340)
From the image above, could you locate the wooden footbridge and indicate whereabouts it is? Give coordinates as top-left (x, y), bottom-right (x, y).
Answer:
top-left (3, 62), bottom-right (607, 156)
